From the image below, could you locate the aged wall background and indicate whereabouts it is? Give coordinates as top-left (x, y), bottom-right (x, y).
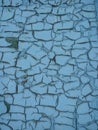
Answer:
top-left (0, 0), bottom-right (98, 130)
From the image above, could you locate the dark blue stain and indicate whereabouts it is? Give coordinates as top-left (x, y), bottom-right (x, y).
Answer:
top-left (95, 0), bottom-right (98, 19)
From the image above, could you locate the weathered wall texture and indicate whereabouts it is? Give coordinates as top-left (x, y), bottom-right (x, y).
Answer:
top-left (0, 0), bottom-right (98, 130)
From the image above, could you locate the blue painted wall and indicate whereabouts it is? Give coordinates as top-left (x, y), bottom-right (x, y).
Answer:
top-left (0, 0), bottom-right (98, 130)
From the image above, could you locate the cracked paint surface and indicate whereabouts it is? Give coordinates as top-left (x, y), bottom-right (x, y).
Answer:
top-left (0, 0), bottom-right (98, 130)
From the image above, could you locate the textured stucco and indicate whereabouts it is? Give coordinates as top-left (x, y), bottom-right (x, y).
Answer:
top-left (0, 0), bottom-right (98, 130)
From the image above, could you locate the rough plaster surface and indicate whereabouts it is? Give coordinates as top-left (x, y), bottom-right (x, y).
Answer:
top-left (0, 0), bottom-right (98, 130)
